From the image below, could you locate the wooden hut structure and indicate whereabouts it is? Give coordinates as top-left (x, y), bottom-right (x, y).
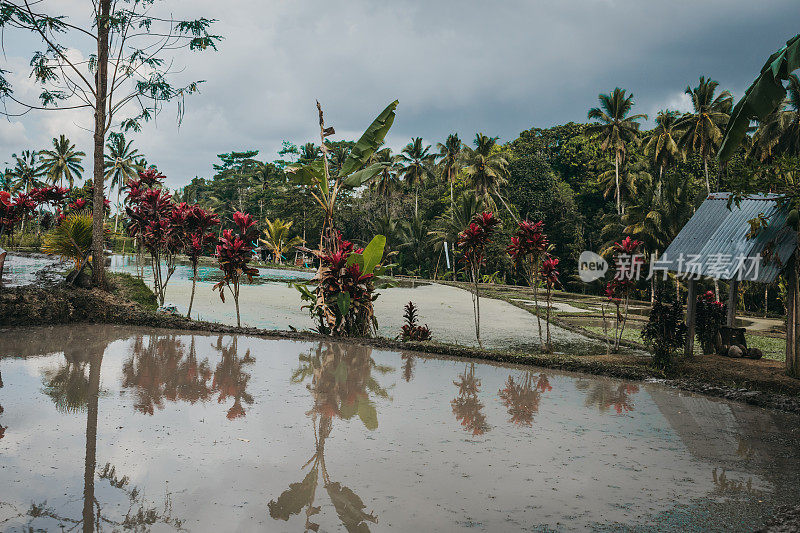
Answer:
top-left (658, 193), bottom-right (797, 357)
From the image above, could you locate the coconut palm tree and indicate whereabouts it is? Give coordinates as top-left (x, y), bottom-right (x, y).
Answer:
top-left (104, 133), bottom-right (142, 232)
top-left (643, 110), bottom-right (682, 198)
top-left (39, 135), bottom-right (85, 188)
top-left (436, 133), bottom-right (464, 207)
top-left (298, 142), bottom-right (319, 164)
top-left (462, 133), bottom-right (516, 220)
top-left (399, 214), bottom-right (430, 275)
top-left (587, 88), bottom-right (647, 215)
top-left (750, 74), bottom-right (800, 162)
top-left (598, 158), bottom-right (651, 210)
top-left (7, 150), bottom-right (43, 193)
top-left (399, 137), bottom-right (436, 217)
top-left (260, 218), bottom-right (304, 264)
top-left (369, 148), bottom-right (401, 216)
top-left (675, 76), bottom-right (733, 194)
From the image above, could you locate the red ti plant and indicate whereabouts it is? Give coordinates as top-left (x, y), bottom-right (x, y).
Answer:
top-left (508, 220), bottom-right (550, 347)
top-left (181, 205), bottom-right (220, 319)
top-left (457, 211), bottom-right (501, 345)
top-left (213, 211), bottom-right (259, 327)
top-left (124, 171), bottom-right (183, 306)
top-left (604, 236), bottom-right (643, 352)
top-left (540, 255), bottom-right (560, 351)
top-left (295, 232), bottom-right (389, 337)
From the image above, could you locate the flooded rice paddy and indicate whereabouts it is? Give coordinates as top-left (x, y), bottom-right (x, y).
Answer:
top-left (108, 255), bottom-right (597, 353)
top-left (1, 325), bottom-right (798, 531)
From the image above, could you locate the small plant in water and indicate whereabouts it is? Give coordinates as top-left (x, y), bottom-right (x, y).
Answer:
top-left (214, 211), bottom-right (259, 327)
top-left (457, 211), bottom-right (501, 345)
top-left (401, 301), bottom-right (432, 341)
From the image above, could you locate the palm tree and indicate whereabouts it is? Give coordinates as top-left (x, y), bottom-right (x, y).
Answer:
top-left (103, 133), bottom-right (142, 232)
top-left (598, 158), bottom-right (651, 210)
top-left (587, 88), bottom-right (647, 215)
top-left (7, 150), bottom-right (43, 193)
top-left (260, 218), bottom-right (304, 264)
top-left (39, 135), bottom-right (85, 188)
top-left (429, 192), bottom-right (485, 278)
top-left (399, 215), bottom-right (430, 275)
top-left (462, 133), bottom-right (516, 220)
top-left (675, 76), bottom-right (733, 194)
top-left (436, 133), bottom-right (463, 206)
top-left (643, 110), bottom-right (682, 198)
top-left (399, 137), bottom-right (436, 217)
top-left (369, 148), bottom-right (401, 216)
top-left (750, 74), bottom-right (800, 162)
top-left (298, 142), bottom-right (319, 163)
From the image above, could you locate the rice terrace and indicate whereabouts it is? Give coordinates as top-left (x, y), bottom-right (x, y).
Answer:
top-left (1, 1), bottom-right (800, 531)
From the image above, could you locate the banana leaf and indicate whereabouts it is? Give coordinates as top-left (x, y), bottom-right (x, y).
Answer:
top-left (338, 100), bottom-right (398, 179)
top-left (719, 33), bottom-right (800, 161)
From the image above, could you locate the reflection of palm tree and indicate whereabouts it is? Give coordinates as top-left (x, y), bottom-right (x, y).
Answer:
top-left (498, 371), bottom-right (552, 426)
top-left (451, 363), bottom-right (490, 435)
top-left (577, 380), bottom-right (639, 414)
top-left (271, 343), bottom-right (391, 531)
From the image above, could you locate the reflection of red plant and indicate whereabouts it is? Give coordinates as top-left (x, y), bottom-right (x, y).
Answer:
top-left (499, 372), bottom-right (551, 426)
top-left (452, 364), bottom-right (490, 435)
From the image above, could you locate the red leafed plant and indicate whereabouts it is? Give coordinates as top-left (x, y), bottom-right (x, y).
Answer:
top-left (401, 301), bottom-right (432, 342)
top-left (181, 204), bottom-right (220, 318)
top-left (457, 211), bottom-right (501, 345)
top-left (540, 255), bottom-right (561, 351)
top-left (508, 219), bottom-right (551, 348)
top-left (603, 236), bottom-right (643, 353)
top-left (296, 231), bottom-right (389, 337)
top-left (124, 170), bottom-right (183, 307)
top-left (213, 211), bottom-right (259, 327)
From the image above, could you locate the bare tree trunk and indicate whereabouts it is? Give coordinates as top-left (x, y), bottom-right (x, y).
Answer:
top-left (703, 157), bottom-right (711, 194)
top-left (187, 262), bottom-right (198, 318)
top-left (614, 152), bottom-right (621, 215)
top-left (415, 183), bottom-right (419, 218)
top-left (91, 0), bottom-right (111, 289)
top-left (786, 253), bottom-right (799, 377)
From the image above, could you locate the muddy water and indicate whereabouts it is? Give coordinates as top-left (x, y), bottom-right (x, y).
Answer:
top-left (0, 325), bottom-right (798, 531)
top-left (0, 252), bottom-right (62, 287)
top-left (109, 255), bottom-right (597, 353)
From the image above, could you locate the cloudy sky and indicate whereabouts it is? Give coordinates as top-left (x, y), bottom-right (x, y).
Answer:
top-left (0, 0), bottom-right (797, 189)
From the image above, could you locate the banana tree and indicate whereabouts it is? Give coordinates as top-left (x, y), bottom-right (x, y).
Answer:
top-left (287, 100), bottom-right (398, 252)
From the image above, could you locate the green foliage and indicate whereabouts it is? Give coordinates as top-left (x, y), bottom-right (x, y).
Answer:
top-left (642, 285), bottom-right (687, 368)
top-left (41, 210), bottom-right (93, 266)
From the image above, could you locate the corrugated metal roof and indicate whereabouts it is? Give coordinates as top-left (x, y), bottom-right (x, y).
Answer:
top-left (660, 193), bottom-right (797, 283)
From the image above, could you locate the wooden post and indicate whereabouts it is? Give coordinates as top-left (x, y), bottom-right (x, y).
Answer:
top-left (685, 279), bottom-right (698, 358)
top-left (726, 279), bottom-right (739, 327)
top-left (787, 255), bottom-right (799, 377)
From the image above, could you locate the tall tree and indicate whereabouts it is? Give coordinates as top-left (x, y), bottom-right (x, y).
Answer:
top-left (7, 150), bottom-right (43, 192)
top-left (750, 74), bottom-right (800, 161)
top-left (436, 133), bottom-right (464, 206)
top-left (369, 147), bottom-right (401, 216)
top-left (675, 76), bottom-right (733, 193)
top-left (643, 110), bottom-right (682, 198)
top-left (587, 88), bottom-right (647, 215)
top-left (0, 1), bottom-right (221, 287)
top-left (462, 133), bottom-right (516, 220)
top-left (39, 135), bottom-right (85, 188)
top-left (103, 133), bottom-right (142, 232)
top-left (399, 137), bottom-right (435, 217)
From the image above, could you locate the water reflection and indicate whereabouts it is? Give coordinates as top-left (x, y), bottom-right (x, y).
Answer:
top-left (26, 336), bottom-right (183, 532)
top-left (498, 371), bottom-right (552, 427)
top-left (451, 363), bottom-right (490, 435)
top-left (401, 353), bottom-right (415, 382)
top-left (270, 342), bottom-right (392, 532)
top-left (0, 370), bottom-right (5, 440)
top-left (120, 333), bottom-right (254, 418)
top-left (576, 380), bottom-right (640, 414)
